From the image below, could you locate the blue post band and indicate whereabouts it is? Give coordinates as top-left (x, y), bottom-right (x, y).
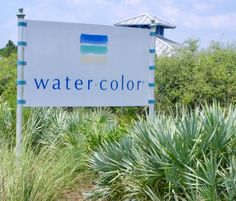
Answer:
top-left (17, 80), bottom-right (26, 85)
top-left (150, 32), bottom-right (156, 36)
top-left (17, 61), bottom-right (27, 65)
top-left (149, 66), bottom-right (156, 70)
top-left (17, 41), bottom-right (27, 46)
top-left (17, 100), bottom-right (26, 105)
top-left (149, 49), bottom-right (155, 53)
top-left (149, 83), bottom-right (155, 87)
top-left (148, 100), bottom-right (155, 104)
top-left (18, 22), bottom-right (27, 27)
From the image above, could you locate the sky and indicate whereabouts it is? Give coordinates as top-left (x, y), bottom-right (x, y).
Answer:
top-left (0, 0), bottom-right (236, 48)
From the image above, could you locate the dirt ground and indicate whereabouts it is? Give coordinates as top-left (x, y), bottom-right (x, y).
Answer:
top-left (59, 174), bottom-right (95, 201)
top-left (61, 189), bottom-right (86, 201)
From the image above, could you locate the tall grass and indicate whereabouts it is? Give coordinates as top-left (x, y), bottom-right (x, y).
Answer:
top-left (0, 105), bottom-right (87, 201)
top-left (0, 97), bottom-right (126, 200)
top-left (0, 137), bottom-right (82, 201)
top-left (89, 103), bottom-right (236, 201)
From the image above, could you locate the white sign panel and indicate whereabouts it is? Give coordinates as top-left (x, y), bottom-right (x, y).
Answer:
top-left (24, 20), bottom-right (152, 106)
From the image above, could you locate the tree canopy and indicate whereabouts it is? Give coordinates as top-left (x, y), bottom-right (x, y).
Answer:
top-left (0, 40), bottom-right (17, 58)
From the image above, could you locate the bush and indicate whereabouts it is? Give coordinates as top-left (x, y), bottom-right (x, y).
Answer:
top-left (156, 40), bottom-right (236, 111)
top-left (89, 103), bottom-right (236, 200)
top-left (0, 52), bottom-right (17, 106)
top-left (23, 107), bottom-right (126, 152)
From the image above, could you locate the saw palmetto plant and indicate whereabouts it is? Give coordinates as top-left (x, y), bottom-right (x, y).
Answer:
top-left (90, 103), bottom-right (236, 201)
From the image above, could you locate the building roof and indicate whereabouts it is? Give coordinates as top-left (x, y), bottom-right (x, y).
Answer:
top-left (157, 37), bottom-right (180, 49)
top-left (155, 37), bottom-right (181, 57)
top-left (114, 13), bottom-right (176, 29)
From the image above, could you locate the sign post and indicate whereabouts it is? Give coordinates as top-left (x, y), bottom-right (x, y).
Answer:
top-left (148, 23), bottom-right (156, 118)
top-left (16, 8), bottom-right (26, 159)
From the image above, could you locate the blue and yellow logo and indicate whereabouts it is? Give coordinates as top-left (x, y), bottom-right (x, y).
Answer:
top-left (80, 34), bottom-right (108, 64)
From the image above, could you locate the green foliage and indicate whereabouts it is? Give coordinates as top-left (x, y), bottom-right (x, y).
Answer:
top-left (0, 40), bottom-right (17, 58)
top-left (0, 100), bottom-right (87, 200)
top-left (0, 52), bottom-right (16, 106)
top-left (0, 100), bottom-right (128, 200)
top-left (156, 40), bottom-right (236, 111)
top-left (0, 138), bottom-right (82, 201)
top-left (0, 41), bottom-right (17, 106)
top-left (79, 108), bottom-right (126, 150)
top-left (89, 103), bottom-right (236, 200)
top-left (0, 99), bottom-right (14, 142)
top-left (23, 107), bottom-right (126, 151)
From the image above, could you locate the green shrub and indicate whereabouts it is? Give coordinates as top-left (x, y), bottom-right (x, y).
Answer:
top-left (23, 107), bottom-right (126, 152)
top-left (156, 40), bottom-right (236, 111)
top-left (79, 108), bottom-right (126, 150)
top-left (89, 103), bottom-right (236, 200)
top-left (0, 52), bottom-right (17, 106)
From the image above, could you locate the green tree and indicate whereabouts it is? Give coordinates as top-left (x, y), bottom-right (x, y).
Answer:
top-left (0, 40), bottom-right (17, 58)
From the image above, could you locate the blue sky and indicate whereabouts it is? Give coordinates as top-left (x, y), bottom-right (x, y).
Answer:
top-left (0, 0), bottom-right (236, 48)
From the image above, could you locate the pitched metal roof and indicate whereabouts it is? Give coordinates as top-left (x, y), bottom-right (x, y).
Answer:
top-left (114, 13), bottom-right (176, 29)
top-left (155, 37), bottom-right (181, 57)
top-left (157, 37), bottom-right (181, 49)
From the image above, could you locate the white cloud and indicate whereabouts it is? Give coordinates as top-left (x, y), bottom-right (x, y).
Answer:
top-left (193, 2), bottom-right (213, 13)
top-left (122, 0), bottom-right (142, 6)
top-left (66, 0), bottom-right (117, 6)
top-left (66, 0), bottom-right (88, 5)
top-left (161, 5), bottom-right (179, 16)
top-left (182, 13), bottom-right (236, 30)
top-left (160, 4), bottom-right (236, 31)
top-left (208, 13), bottom-right (236, 29)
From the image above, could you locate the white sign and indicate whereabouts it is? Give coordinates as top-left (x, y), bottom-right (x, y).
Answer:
top-left (24, 20), bottom-right (152, 107)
